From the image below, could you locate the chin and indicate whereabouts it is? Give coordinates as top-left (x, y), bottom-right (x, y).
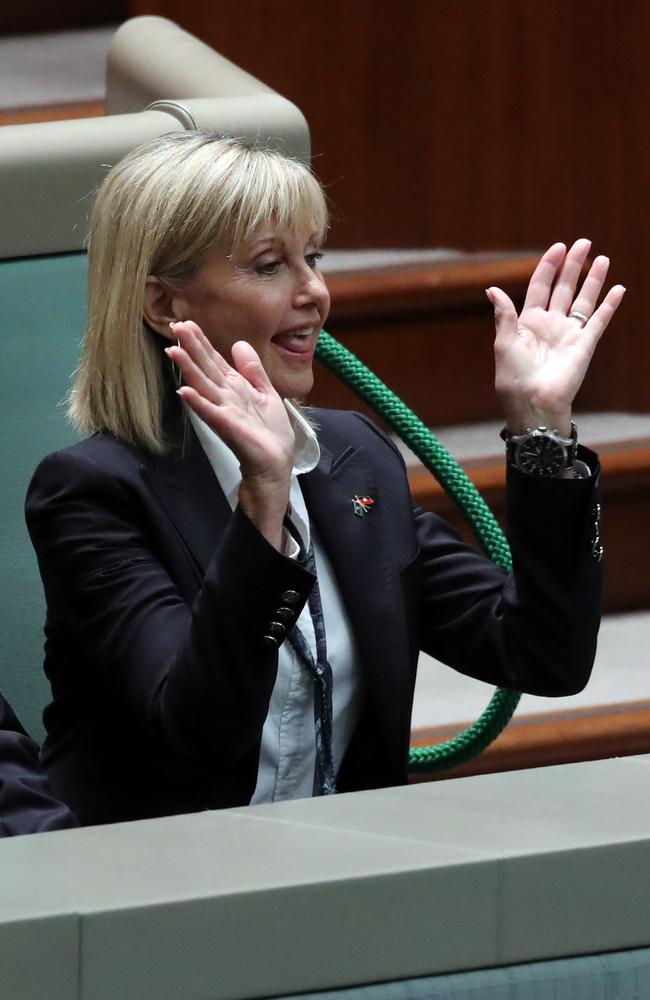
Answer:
top-left (275, 371), bottom-right (314, 400)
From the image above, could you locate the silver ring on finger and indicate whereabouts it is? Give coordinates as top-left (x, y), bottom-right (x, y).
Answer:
top-left (569, 310), bottom-right (590, 326)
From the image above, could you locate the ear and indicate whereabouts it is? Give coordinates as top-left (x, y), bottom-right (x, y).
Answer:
top-left (144, 277), bottom-right (184, 341)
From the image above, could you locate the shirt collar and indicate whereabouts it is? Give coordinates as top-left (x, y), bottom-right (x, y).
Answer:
top-left (285, 399), bottom-right (320, 475)
top-left (186, 399), bottom-right (320, 513)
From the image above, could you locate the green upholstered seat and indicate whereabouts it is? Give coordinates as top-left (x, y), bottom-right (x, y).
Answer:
top-left (0, 252), bottom-right (85, 740)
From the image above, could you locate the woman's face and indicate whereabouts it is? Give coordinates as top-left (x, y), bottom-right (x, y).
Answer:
top-left (169, 224), bottom-right (330, 399)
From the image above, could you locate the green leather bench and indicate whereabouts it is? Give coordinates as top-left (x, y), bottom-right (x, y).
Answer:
top-left (1, 253), bottom-right (85, 738)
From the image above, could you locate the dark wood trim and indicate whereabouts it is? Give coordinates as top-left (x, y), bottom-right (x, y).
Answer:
top-left (0, 102), bottom-right (105, 127)
top-left (408, 441), bottom-right (650, 613)
top-left (409, 700), bottom-right (650, 782)
top-left (311, 255), bottom-right (537, 425)
top-left (326, 255), bottom-right (540, 321)
top-left (0, 4), bottom-right (126, 34)
top-left (409, 441), bottom-right (650, 508)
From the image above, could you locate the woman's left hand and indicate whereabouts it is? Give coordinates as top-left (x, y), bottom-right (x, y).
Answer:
top-left (487, 238), bottom-right (626, 435)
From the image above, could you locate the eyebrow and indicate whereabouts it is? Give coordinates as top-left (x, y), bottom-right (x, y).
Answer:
top-left (248, 231), bottom-right (322, 253)
top-left (250, 238), bottom-right (281, 252)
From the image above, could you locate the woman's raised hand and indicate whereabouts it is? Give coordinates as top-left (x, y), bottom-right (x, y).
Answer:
top-left (165, 322), bottom-right (294, 550)
top-left (487, 239), bottom-right (626, 435)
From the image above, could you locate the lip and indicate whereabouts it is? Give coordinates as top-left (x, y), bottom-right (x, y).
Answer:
top-left (271, 328), bottom-right (318, 359)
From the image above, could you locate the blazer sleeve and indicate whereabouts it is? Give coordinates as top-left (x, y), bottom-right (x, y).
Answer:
top-left (25, 447), bottom-right (315, 764)
top-left (0, 693), bottom-right (77, 836)
top-left (414, 447), bottom-right (602, 696)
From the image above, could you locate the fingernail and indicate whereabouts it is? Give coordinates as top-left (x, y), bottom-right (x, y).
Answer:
top-left (485, 287), bottom-right (493, 301)
top-left (169, 321), bottom-right (178, 330)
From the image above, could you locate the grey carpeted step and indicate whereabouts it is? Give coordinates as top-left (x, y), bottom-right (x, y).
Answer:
top-left (414, 610), bottom-right (650, 729)
top-left (394, 412), bottom-right (650, 467)
top-left (0, 27), bottom-right (114, 110)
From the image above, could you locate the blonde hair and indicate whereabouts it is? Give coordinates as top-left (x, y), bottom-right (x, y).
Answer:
top-left (69, 131), bottom-right (328, 452)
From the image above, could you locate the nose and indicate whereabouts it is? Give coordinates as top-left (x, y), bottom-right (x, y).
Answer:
top-left (293, 264), bottom-right (330, 318)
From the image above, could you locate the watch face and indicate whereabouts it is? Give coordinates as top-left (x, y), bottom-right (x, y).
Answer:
top-left (517, 435), bottom-right (566, 476)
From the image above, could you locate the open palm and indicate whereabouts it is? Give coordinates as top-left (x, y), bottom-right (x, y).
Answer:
top-left (488, 239), bottom-right (626, 434)
top-left (166, 321), bottom-right (295, 481)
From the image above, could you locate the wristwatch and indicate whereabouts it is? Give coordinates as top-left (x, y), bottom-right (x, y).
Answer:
top-left (500, 422), bottom-right (578, 477)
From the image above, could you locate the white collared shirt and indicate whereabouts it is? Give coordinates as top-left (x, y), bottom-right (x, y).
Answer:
top-left (187, 402), bottom-right (362, 802)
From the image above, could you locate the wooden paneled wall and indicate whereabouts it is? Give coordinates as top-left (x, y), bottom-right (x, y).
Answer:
top-left (129, 0), bottom-right (649, 413)
top-left (0, 3), bottom-right (128, 34)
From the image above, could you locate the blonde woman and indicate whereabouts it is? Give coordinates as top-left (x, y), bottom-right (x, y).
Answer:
top-left (26, 132), bottom-right (624, 825)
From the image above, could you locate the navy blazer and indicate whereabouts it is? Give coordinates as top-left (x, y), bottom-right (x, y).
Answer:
top-left (0, 692), bottom-right (76, 836)
top-left (26, 407), bottom-right (602, 825)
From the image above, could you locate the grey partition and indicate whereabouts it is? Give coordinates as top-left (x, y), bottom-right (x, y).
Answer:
top-left (3, 758), bottom-right (650, 1000)
top-left (0, 16), bottom-right (310, 261)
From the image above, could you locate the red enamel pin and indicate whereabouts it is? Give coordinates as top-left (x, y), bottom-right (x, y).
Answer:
top-left (351, 495), bottom-right (374, 517)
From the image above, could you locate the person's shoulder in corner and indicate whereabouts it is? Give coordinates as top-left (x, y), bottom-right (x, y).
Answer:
top-left (0, 692), bottom-right (77, 837)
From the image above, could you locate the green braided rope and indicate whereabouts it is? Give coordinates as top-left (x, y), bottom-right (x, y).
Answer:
top-left (315, 329), bottom-right (520, 774)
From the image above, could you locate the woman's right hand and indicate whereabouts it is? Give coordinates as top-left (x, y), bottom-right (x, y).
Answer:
top-left (165, 321), bottom-right (294, 551)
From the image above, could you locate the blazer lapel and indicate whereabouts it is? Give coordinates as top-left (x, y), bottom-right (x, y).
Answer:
top-left (300, 443), bottom-right (413, 754)
top-left (141, 429), bottom-right (232, 575)
top-left (140, 415), bottom-right (414, 758)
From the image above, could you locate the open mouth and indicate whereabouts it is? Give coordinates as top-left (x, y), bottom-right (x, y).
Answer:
top-left (271, 329), bottom-right (317, 356)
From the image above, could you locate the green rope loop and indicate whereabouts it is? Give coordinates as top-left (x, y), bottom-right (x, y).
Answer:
top-left (315, 329), bottom-right (520, 774)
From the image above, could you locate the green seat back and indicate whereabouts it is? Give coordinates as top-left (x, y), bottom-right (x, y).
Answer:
top-left (1, 252), bottom-right (85, 740)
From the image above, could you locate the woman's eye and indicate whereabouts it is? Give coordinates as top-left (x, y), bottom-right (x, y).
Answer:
top-left (305, 251), bottom-right (324, 269)
top-left (255, 259), bottom-right (281, 276)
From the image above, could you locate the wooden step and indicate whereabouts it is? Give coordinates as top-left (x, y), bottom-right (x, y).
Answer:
top-left (409, 699), bottom-right (650, 783)
top-left (311, 251), bottom-right (538, 425)
top-left (311, 254), bottom-right (648, 613)
top-left (0, 101), bottom-right (104, 127)
top-left (406, 439), bottom-right (650, 614)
